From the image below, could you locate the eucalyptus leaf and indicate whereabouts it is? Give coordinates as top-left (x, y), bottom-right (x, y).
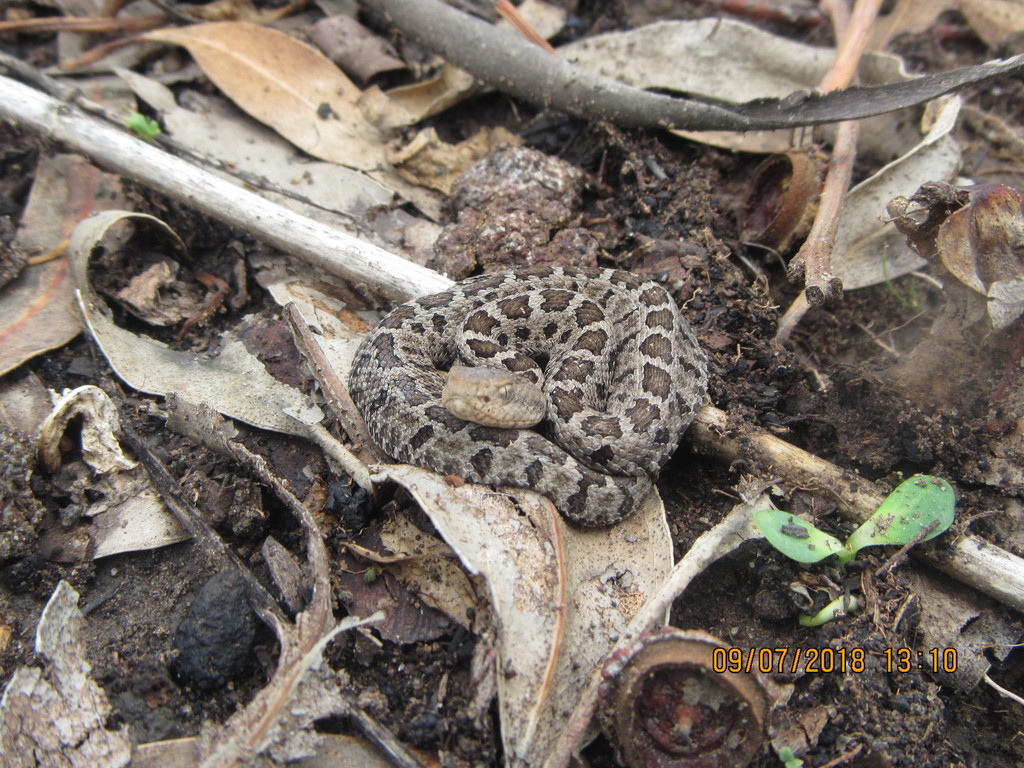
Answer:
top-left (845, 475), bottom-right (955, 555)
top-left (753, 510), bottom-right (846, 564)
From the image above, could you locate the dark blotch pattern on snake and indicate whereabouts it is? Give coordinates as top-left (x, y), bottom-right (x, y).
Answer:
top-left (348, 266), bottom-right (709, 526)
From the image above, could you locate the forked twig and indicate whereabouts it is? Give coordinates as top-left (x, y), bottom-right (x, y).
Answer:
top-left (786, 0), bottom-right (883, 306)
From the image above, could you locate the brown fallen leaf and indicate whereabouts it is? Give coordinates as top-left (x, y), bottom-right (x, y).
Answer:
top-left (133, 732), bottom-right (431, 768)
top-left (182, 0), bottom-right (304, 23)
top-left (0, 154), bottom-right (130, 375)
top-left (890, 182), bottom-right (1024, 330)
top-left (69, 211), bottom-right (324, 436)
top-left (113, 259), bottom-right (202, 326)
top-left (142, 22), bottom-right (386, 171)
top-left (387, 126), bottom-right (522, 195)
top-left (935, 184), bottom-right (1024, 294)
top-left (867, 0), bottom-right (956, 52)
top-left (885, 182), bottom-right (1024, 404)
top-left (373, 465), bottom-right (673, 767)
top-left (362, 64), bottom-right (477, 130)
top-left (0, 257), bottom-right (80, 376)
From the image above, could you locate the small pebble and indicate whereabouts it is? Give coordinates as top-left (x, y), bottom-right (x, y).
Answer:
top-left (170, 569), bottom-right (255, 690)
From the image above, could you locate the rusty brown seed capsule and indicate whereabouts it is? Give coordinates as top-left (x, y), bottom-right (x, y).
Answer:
top-left (599, 629), bottom-right (768, 768)
top-left (739, 149), bottom-right (825, 254)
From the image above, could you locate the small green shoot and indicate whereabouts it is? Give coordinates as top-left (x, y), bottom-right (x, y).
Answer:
top-left (776, 746), bottom-right (803, 768)
top-left (754, 475), bottom-right (955, 567)
top-left (798, 595), bottom-right (859, 627)
top-left (880, 250), bottom-right (922, 311)
top-left (124, 111), bottom-right (161, 141)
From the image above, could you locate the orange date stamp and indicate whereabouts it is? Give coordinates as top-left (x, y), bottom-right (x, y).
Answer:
top-left (713, 647), bottom-right (958, 675)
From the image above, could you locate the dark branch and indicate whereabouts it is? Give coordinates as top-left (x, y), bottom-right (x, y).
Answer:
top-left (370, 0), bottom-right (1024, 131)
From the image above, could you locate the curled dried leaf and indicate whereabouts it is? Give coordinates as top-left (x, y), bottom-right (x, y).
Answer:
top-left (889, 182), bottom-right (1024, 329)
top-left (740, 149), bottom-right (826, 253)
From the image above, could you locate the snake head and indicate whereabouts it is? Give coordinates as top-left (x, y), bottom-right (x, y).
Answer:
top-left (441, 365), bottom-right (546, 428)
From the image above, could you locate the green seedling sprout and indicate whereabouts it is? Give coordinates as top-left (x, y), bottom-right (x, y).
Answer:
top-left (798, 595), bottom-right (859, 627)
top-left (754, 475), bottom-right (955, 567)
top-left (124, 112), bottom-right (161, 141)
top-left (776, 746), bottom-right (803, 768)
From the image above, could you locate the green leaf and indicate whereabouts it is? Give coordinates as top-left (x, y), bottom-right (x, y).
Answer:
top-left (845, 475), bottom-right (955, 556)
top-left (777, 746), bottom-right (804, 768)
top-left (123, 112), bottom-right (161, 141)
top-left (753, 509), bottom-right (847, 564)
top-left (798, 595), bottom-right (859, 627)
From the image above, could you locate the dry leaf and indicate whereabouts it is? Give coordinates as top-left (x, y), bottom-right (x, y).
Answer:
top-left (560, 18), bottom-right (915, 156)
top-left (0, 258), bottom-right (81, 377)
top-left (113, 259), bottom-right (200, 326)
top-left (377, 514), bottom-right (480, 628)
top-left (134, 732), bottom-right (422, 768)
top-left (336, 528), bottom-right (459, 643)
top-left (116, 69), bottom-right (448, 228)
top-left (828, 96), bottom-right (961, 291)
top-left (38, 385), bottom-right (136, 474)
top-left (36, 386), bottom-right (188, 559)
top-left (934, 183), bottom-right (1024, 329)
top-left (69, 211), bottom-right (324, 436)
top-left (988, 277), bottom-right (1024, 330)
top-left (0, 369), bottom-right (52, 438)
top-left (363, 65), bottom-right (477, 130)
top-left (904, 570), bottom-right (1020, 690)
top-left (890, 181), bottom-right (1024, 329)
top-left (388, 126), bottom-right (522, 195)
top-left (0, 154), bottom-right (131, 375)
top-left (867, 0), bottom-right (955, 51)
top-left (142, 22), bottom-right (386, 171)
top-left (961, 0), bottom-right (1024, 49)
top-left (374, 465), bottom-right (673, 767)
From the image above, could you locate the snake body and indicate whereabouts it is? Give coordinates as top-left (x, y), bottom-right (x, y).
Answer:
top-left (348, 266), bottom-right (708, 526)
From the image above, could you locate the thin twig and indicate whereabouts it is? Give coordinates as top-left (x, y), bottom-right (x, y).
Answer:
top-left (0, 73), bottom-right (452, 303)
top-left (875, 519), bottom-right (940, 577)
top-left (0, 14), bottom-right (165, 33)
top-left (117, 411), bottom-right (289, 626)
top-left (788, 0), bottom-right (884, 305)
top-left (493, 0), bottom-right (555, 53)
top-left (788, 119), bottom-right (857, 304)
top-left (983, 674), bottom-right (1024, 708)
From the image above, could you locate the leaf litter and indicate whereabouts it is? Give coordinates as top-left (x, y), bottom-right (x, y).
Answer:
top-left (2, 2), bottom-right (1024, 767)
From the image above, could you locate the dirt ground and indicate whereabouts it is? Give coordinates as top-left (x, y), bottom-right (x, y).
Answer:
top-left (2, 2), bottom-right (1024, 767)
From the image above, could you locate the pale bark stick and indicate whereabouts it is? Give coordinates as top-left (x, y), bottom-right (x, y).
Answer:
top-left (0, 74), bottom-right (452, 304)
top-left (689, 404), bottom-right (1024, 613)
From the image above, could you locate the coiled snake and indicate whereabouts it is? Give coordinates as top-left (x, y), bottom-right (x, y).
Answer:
top-left (349, 267), bottom-right (708, 526)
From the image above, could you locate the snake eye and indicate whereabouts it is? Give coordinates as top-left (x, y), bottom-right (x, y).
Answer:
top-left (499, 384), bottom-right (512, 399)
